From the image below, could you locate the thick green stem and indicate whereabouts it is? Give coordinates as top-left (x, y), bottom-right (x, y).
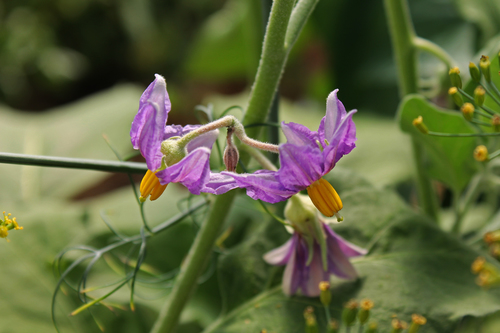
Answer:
top-left (384, 0), bottom-right (439, 221)
top-left (149, 192), bottom-right (237, 333)
top-left (149, 0), bottom-right (305, 332)
top-left (414, 37), bottom-right (456, 69)
top-left (0, 152), bottom-right (147, 174)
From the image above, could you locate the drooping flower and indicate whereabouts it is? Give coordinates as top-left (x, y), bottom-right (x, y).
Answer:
top-left (130, 74), bottom-right (219, 201)
top-left (216, 89), bottom-right (356, 217)
top-left (263, 194), bottom-right (365, 297)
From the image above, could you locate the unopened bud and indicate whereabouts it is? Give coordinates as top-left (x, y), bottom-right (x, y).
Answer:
top-left (472, 256), bottom-right (486, 274)
top-left (305, 312), bottom-right (318, 333)
top-left (449, 67), bottom-right (462, 88)
top-left (474, 86), bottom-right (486, 106)
top-left (319, 281), bottom-right (331, 306)
top-left (469, 62), bottom-right (482, 82)
top-left (223, 127), bottom-right (239, 172)
top-left (480, 55), bottom-right (491, 82)
top-left (448, 87), bottom-right (463, 107)
top-left (409, 314), bottom-right (427, 333)
top-left (490, 243), bottom-right (500, 258)
top-left (412, 116), bottom-right (428, 134)
top-left (391, 319), bottom-right (408, 333)
top-left (328, 320), bottom-right (339, 333)
top-left (485, 230), bottom-right (500, 244)
top-left (474, 145), bottom-right (489, 162)
top-left (342, 299), bottom-right (359, 327)
top-left (358, 299), bottom-right (374, 324)
top-left (492, 115), bottom-right (500, 132)
top-left (461, 103), bottom-right (475, 121)
top-left (303, 306), bottom-right (314, 319)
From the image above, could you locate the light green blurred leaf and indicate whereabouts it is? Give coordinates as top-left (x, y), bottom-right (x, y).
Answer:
top-left (398, 95), bottom-right (477, 192)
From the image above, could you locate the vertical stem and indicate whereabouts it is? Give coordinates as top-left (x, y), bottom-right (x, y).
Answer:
top-left (149, 0), bottom-right (296, 332)
top-left (384, 0), bottom-right (439, 221)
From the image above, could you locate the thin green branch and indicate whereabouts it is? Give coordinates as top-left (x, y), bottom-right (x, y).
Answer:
top-left (414, 37), bottom-right (456, 68)
top-left (0, 152), bottom-right (147, 174)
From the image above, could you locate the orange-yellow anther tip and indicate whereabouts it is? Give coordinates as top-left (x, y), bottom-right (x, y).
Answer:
top-left (307, 178), bottom-right (342, 217)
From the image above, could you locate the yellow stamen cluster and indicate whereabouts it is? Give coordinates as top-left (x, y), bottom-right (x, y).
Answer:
top-left (0, 211), bottom-right (23, 241)
top-left (360, 299), bottom-right (374, 311)
top-left (139, 170), bottom-right (168, 202)
top-left (483, 230), bottom-right (500, 260)
top-left (471, 256), bottom-right (500, 287)
top-left (461, 103), bottom-right (475, 121)
top-left (412, 116), bottom-right (428, 134)
top-left (474, 145), bottom-right (489, 162)
top-left (307, 178), bottom-right (342, 218)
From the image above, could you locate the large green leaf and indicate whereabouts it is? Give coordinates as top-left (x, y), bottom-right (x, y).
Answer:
top-left (203, 181), bottom-right (500, 333)
top-left (398, 94), bottom-right (477, 192)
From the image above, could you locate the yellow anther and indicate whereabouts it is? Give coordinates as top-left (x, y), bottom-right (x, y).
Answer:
top-left (360, 299), bottom-right (374, 311)
top-left (461, 103), bottom-right (475, 121)
top-left (0, 226), bottom-right (8, 238)
top-left (411, 314), bottom-right (426, 326)
top-left (471, 256), bottom-right (486, 274)
top-left (474, 145), bottom-right (489, 162)
top-left (319, 281), bottom-right (330, 291)
top-left (412, 116), bottom-right (429, 134)
top-left (307, 178), bottom-right (342, 217)
top-left (12, 218), bottom-right (23, 230)
top-left (139, 170), bottom-right (167, 201)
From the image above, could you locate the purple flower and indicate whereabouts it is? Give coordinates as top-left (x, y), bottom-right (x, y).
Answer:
top-left (264, 221), bottom-right (366, 297)
top-left (131, 74), bottom-right (218, 200)
top-left (217, 89), bottom-right (356, 217)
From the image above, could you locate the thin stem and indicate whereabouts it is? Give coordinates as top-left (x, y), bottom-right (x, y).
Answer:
top-left (384, 0), bottom-right (439, 221)
top-left (0, 152), bottom-right (147, 174)
top-left (490, 149), bottom-right (500, 160)
top-left (427, 131), bottom-right (500, 137)
top-left (414, 37), bottom-right (456, 68)
top-left (488, 80), bottom-right (500, 100)
top-left (323, 305), bottom-right (331, 330)
top-left (453, 172), bottom-right (485, 234)
top-left (458, 88), bottom-right (496, 116)
top-left (480, 82), bottom-right (500, 107)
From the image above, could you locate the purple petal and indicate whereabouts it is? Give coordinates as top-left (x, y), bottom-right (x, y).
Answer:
top-left (201, 173), bottom-right (239, 195)
top-left (324, 225), bottom-right (367, 258)
top-left (131, 75), bottom-right (170, 171)
top-left (319, 89), bottom-right (346, 144)
top-left (163, 125), bottom-right (185, 140)
top-left (186, 130), bottom-right (219, 152)
top-left (156, 147), bottom-right (212, 195)
top-left (139, 74), bottom-right (171, 114)
top-left (323, 225), bottom-right (361, 279)
top-left (264, 236), bottom-right (296, 266)
top-left (282, 122), bottom-right (318, 146)
top-left (277, 143), bottom-right (323, 191)
top-left (282, 234), bottom-right (307, 296)
top-left (322, 109), bottom-right (356, 172)
top-left (302, 245), bottom-right (330, 297)
top-left (222, 170), bottom-right (295, 203)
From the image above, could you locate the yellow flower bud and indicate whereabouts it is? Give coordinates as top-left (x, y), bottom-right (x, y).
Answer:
top-left (474, 145), bottom-right (488, 162)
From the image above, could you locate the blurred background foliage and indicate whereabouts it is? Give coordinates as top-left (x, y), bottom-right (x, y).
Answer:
top-left (3, 0), bottom-right (500, 332)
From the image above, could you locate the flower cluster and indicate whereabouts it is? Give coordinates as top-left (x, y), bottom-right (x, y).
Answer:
top-left (130, 74), bottom-right (364, 296)
top-left (0, 211), bottom-right (22, 241)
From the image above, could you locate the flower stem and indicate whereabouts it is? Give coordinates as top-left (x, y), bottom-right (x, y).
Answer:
top-left (0, 152), bottom-right (147, 174)
top-left (414, 37), bottom-right (456, 68)
top-left (149, 0), bottom-right (305, 331)
top-left (384, 0), bottom-right (439, 221)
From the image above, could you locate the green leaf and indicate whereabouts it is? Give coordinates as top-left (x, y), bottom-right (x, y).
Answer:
top-left (398, 94), bottom-right (477, 192)
top-left (204, 183), bottom-right (500, 333)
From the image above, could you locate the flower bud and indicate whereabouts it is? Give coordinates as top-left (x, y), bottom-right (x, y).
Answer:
top-left (412, 116), bottom-right (428, 134)
top-left (319, 281), bottom-right (331, 306)
top-left (492, 115), bottom-right (500, 132)
top-left (0, 226), bottom-right (8, 238)
top-left (484, 230), bottom-right (500, 244)
top-left (409, 314), bottom-right (427, 333)
top-left (449, 67), bottom-right (462, 88)
top-left (461, 103), bottom-right (475, 121)
top-left (474, 145), bottom-right (489, 162)
top-left (391, 319), bottom-right (408, 333)
top-left (223, 127), bottom-right (239, 172)
top-left (448, 87), bottom-right (463, 107)
top-left (471, 256), bottom-right (486, 274)
top-left (358, 299), bottom-right (374, 324)
top-left (469, 62), bottom-right (481, 82)
top-left (304, 307), bottom-right (318, 333)
top-left (328, 320), bottom-right (339, 333)
top-left (342, 299), bottom-right (359, 327)
top-left (480, 55), bottom-right (491, 82)
top-left (474, 86), bottom-right (485, 107)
